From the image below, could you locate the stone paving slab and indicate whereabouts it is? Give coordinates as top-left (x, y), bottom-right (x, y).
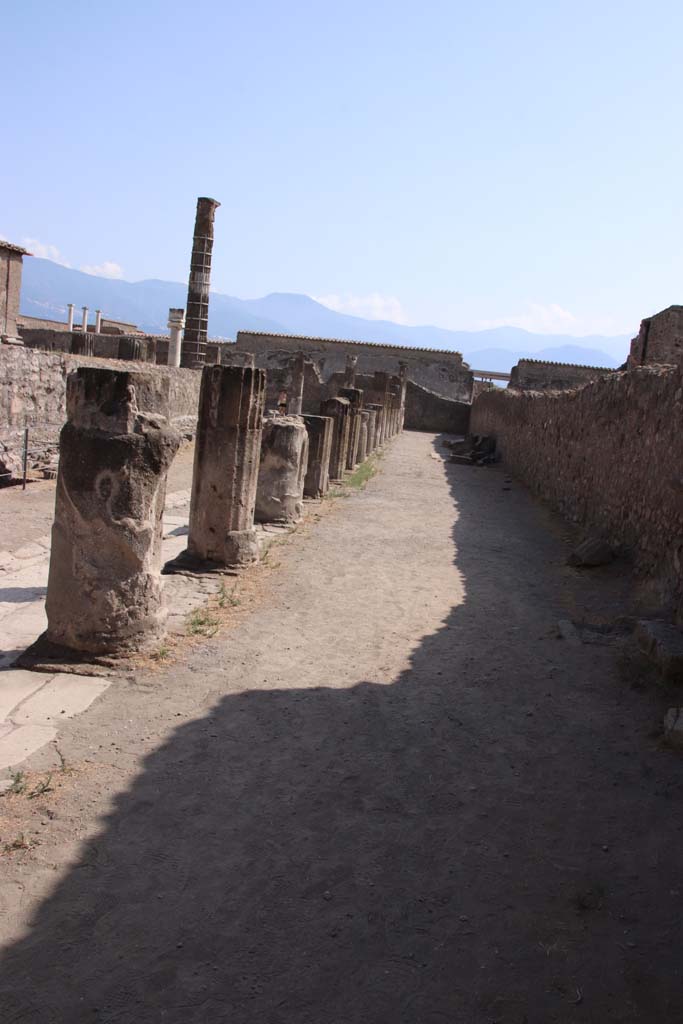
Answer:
top-left (0, 491), bottom-right (192, 774)
top-left (0, 723), bottom-right (58, 771)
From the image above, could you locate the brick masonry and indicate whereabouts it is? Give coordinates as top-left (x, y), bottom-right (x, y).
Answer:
top-left (471, 366), bottom-right (683, 620)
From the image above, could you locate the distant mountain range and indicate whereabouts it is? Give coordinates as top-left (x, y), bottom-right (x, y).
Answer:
top-left (20, 257), bottom-right (631, 373)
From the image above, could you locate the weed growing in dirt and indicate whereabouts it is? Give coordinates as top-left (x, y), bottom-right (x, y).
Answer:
top-left (3, 834), bottom-right (30, 853)
top-left (218, 582), bottom-right (240, 608)
top-left (8, 772), bottom-right (26, 795)
top-left (187, 608), bottom-right (220, 637)
top-left (28, 774), bottom-right (53, 799)
top-left (151, 644), bottom-right (171, 662)
top-left (346, 458), bottom-right (378, 490)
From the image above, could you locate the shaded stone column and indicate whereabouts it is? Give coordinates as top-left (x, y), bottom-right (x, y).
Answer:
top-left (338, 386), bottom-right (364, 469)
top-left (365, 406), bottom-right (379, 452)
top-left (288, 352), bottom-right (306, 415)
top-left (44, 367), bottom-right (180, 656)
top-left (181, 197), bottom-right (220, 369)
top-left (398, 361), bottom-right (408, 432)
top-left (303, 414), bottom-right (333, 498)
top-left (321, 396), bottom-right (351, 482)
top-left (344, 354), bottom-right (358, 386)
top-left (255, 414), bottom-right (309, 523)
top-left (171, 365), bottom-right (266, 569)
top-left (358, 410), bottom-right (370, 462)
top-left (388, 384), bottom-right (401, 438)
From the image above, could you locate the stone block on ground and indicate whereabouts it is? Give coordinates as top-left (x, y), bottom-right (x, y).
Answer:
top-left (567, 537), bottom-right (615, 568)
top-left (636, 620), bottom-right (683, 683)
top-left (663, 708), bottom-right (683, 749)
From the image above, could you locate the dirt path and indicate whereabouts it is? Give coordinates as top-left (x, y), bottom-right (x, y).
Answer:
top-left (0, 431), bottom-right (681, 1023)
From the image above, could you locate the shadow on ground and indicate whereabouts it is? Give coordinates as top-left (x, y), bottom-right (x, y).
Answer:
top-left (0, 436), bottom-right (681, 1023)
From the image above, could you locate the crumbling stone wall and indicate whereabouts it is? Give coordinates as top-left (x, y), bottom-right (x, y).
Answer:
top-left (402, 380), bottom-right (470, 433)
top-left (235, 330), bottom-right (473, 402)
top-left (629, 306), bottom-right (683, 370)
top-left (21, 328), bottom-right (160, 363)
top-left (0, 346), bottom-right (201, 480)
top-left (508, 359), bottom-right (614, 391)
top-left (471, 366), bottom-right (683, 619)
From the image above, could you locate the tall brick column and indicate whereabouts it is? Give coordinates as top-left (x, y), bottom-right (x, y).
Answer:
top-left (44, 368), bottom-right (180, 656)
top-left (178, 364), bottom-right (267, 568)
top-left (181, 197), bottom-right (220, 369)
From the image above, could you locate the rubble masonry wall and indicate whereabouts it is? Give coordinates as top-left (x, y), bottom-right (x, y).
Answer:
top-left (471, 365), bottom-right (683, 618)
top-left (1, 347), bottom-right (200, 476)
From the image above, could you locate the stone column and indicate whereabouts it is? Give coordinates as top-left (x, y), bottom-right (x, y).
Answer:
top-left (167, 308), bottom-right (185, 368)
top-left (398, 361), bottom-right (408, 432)
top-left (288, 352), bottom-right (306, 415)
top-left (365, 407), bottom-right (379, 453)
top-left (255, 414), bottom-right (309, 524)
top-left (303, 414), bottom-right (333, 498)
top-left (44, 367), bottom-right (180, 656)
top-left (81, 306), bottom-right (89, 333)
top-left (321, 396), bottom-right (351, 482)
top-left (344, 354), bottom-right (358, 387)
top-left (338, 386), bottom-right (364, 469)
top-left (171, 364), bottom-right (266, 568)
top-left (181, 196), bottom-right (220, 369)
top-left (67, 303), bottom-right (75, 330)
top-left (358, 410), bottom-right (369, 462)
top-left (385, 385), bottom-right (398, 438)
top-left (95, 310), bottom-right (102, 334)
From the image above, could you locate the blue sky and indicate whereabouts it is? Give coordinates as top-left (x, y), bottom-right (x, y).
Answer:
top-left (3, 0), bottom-right (682, 337)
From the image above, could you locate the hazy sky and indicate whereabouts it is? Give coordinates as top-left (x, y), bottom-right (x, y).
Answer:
top-left (3, 0), bottom-right (682, 336)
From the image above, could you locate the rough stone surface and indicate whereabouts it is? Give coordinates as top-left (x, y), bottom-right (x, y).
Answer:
top-left (44, 368), bottom-right (181, 655)
top-left (471, 365), bottom-right (683, 620)
top-left (235, 329), bottom-right (473, 401)
top-left (184, 365), bottom-right (266, 568)
top-left (0, 346), bottom-right (201, 481)
top-left (338, 387), bottom-right (363, 470)
top-left (255, 415), bottom-right (309, 524)
top-left (509, 359), bottom-right (614, 391)
top-left (303, 414), bottom-right (333, 499)
top-left (568, 537), bottom-right (615, 568)
top-left (403, 379), bottom-right (470, 434)
top-left (320, 396), bottom-right (351, 482)
top-left (636, 620), bottom-right (683, 683)
top-left (663, 708), bottom-right (683, 749)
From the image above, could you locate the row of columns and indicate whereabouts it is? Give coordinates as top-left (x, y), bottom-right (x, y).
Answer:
top-left (66, 305), bottom-right (103, 334)
top-left (39, 354), bottom-right (406, 660)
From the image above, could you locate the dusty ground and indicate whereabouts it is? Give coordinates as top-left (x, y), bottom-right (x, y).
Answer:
top-left (0, 431), bottom-right (681, 1023)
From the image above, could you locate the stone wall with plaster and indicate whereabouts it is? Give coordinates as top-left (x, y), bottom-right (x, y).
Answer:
top-left (235, 330), bottom-right (473, 402)
top-left (471, 366), bottom-right (683, 619)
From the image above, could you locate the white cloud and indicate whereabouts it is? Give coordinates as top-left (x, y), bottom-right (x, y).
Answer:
top-left (22, 238), bottom-right (72, 267)
top-left (313, 292), bottom-right (409, 324)
top-left (80, 260), bottom-right (124, 279)
top-left (477, 303), bottom-right (630, 337)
